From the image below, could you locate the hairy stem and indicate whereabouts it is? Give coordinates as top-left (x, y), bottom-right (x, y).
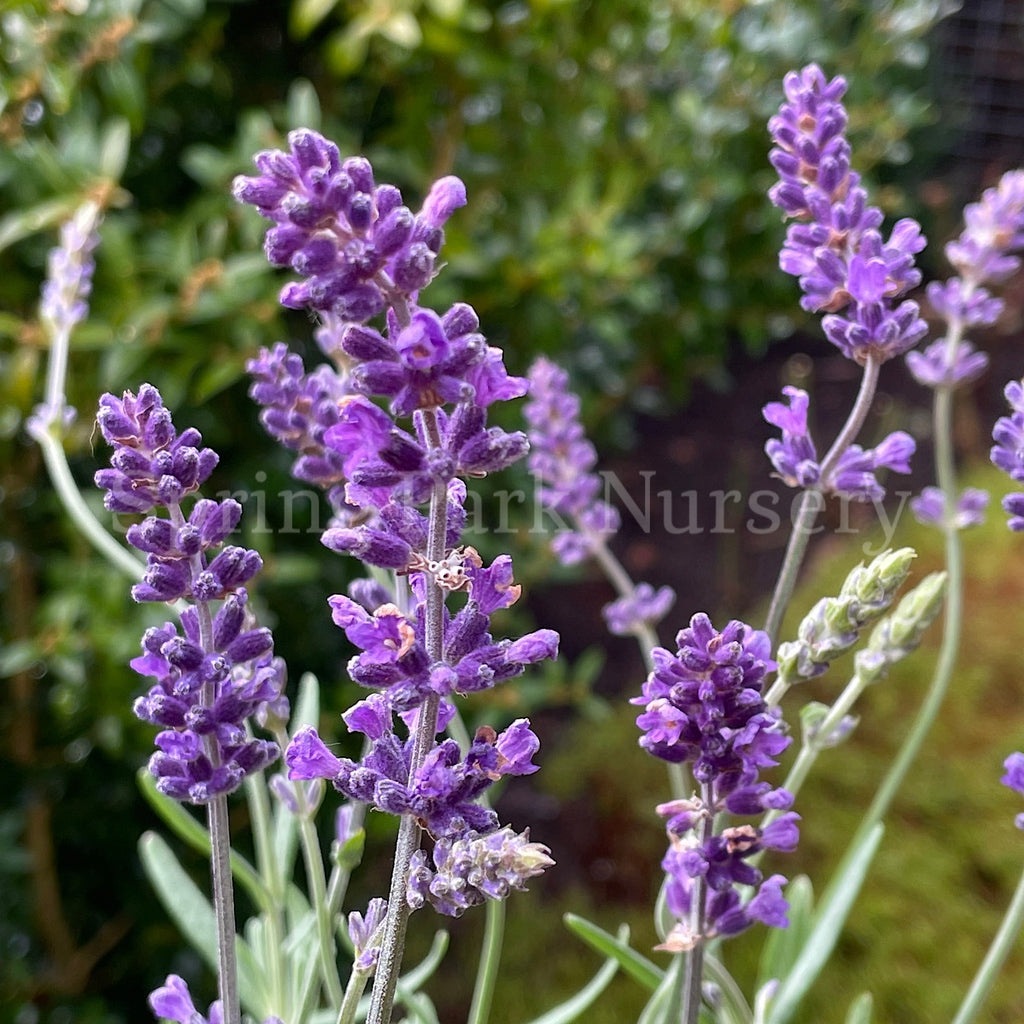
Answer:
top-left (678, 781), bottom-right (713, 1024)
top-left (367, 408), bottom-right (447, 1024)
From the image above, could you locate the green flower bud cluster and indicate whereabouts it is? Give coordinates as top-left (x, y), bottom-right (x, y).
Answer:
top-left (854, 571), bottom-right (948, 687)
top-left (776, 548), bottom-right (917, 685)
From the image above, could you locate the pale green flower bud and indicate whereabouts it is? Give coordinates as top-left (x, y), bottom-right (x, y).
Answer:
top-left (855, 571), bottom-right (947, 686)
top-left (777, 547), bottom-right (917, 685)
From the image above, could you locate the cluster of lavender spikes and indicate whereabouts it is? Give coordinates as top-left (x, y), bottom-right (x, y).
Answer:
top-left (233, 129), bottom-right (558, 917)
top-left (71, 58), bottom-right (1024, 1024)
top-left (95, 384), bottom-right (283, 802)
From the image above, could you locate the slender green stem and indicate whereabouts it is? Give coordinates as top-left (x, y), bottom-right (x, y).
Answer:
top-left (367, 409), bottom-right (447, 1024)
top-left (243, 766), bottom-right (287, 1013)
top-left (949, 862), bottom-right (1024, 1024)
top-left (207, 794), bottom-right (242, 1024)
top-left (585, 533), bottom-right (661, 661)
top-left (466, 897), bottom-right (505, 1024)
top-left (764, 353), bottom-right (881, 646)
top-left (31, 425), bottom-right (148, 580)
top-left (852, 387), bottom-right (962, 842)
top-left (298, 814), bottom-right (344, 1007)
top-left (336, 968), bottom-right (371, 1024)
top-left (585, 531), bottom-right (687, 799)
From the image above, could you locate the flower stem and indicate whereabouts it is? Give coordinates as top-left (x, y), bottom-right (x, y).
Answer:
top-left (853, 381), bottom-right (962, 841)
top-left (206, 793), bottom-right (242, 1024)
top-left (679, 781), bottom-right (713, 1024)
top-left (298, 812), bottom-right (344, 1007)
top-left (764, 353), bottom-right (881, 645)
top-left (949, 861), bottom-right (1024, 1024)
top-left (188, 574), bottom-right (242, 1024)
top-left (585, 532), bottom-right (687, 799)
top-left (243, 766), bottom-right (287, 1013)
top-left (466, 896), bottom-right (505, 1024)
top-left (367, 409), bottom-right (447, 1024)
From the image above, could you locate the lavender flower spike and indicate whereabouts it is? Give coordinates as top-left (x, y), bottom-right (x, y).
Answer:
top-left (992, 378), bottom-right (1024, 530)
top-left (769, 64), bottom-right (927, 364)
top-left (233, 128), bottom-right (466, 321)
top-left (524, 356), bottom-right (620, 564)
top-left (524, 356), bottom-right (676, 641)
top-left (909, 169), bottom-right (1024, 392)
top-left (633, 613), bottom-right (798, 946)
top-left (96, 386), bottom-right (283, 801)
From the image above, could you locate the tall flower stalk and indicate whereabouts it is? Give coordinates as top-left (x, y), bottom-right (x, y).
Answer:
top-left (762, 64), bottom-right (926, 641)
top-left (234, 130), bottom-right (558, 1024)
top-left (95, 386), bottom-right (285, 1024)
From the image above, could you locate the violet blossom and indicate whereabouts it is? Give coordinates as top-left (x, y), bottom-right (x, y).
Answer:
top-left (148, 974), bottom-right (282, 1024)
top-left (908, 170), bottom-right (1024, 393)
top-left (524, 356), bottom-right (676, 638)
top-left (763, 385), bottom-right (914, 502)
top-left (95, 385), bottom-right (283, 802)
top-left (1002, 753), bottom-right (1024, 831)
top-left (632, 614), bottom-right (799, 946)
top-left (992, 379), bottom-right (1024, 530)
top-left (768, 64), bottom-right (927, 365)
top-left (232, 128), bottom-right (467, 321)
top-left (235, 134), bottom-right (557, 919)
top-left (910, 486), bottom-right (989, 530)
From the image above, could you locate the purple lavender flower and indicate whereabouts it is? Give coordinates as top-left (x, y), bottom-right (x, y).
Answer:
top-left (1002, 752), bottom-right (1024, 830)
top-left (769, 64), bottom-right (927, 364)
top-left (906, 338), bottom-right (989, 389)
top-left (233, 129), bottom-right (466, 321)
top-left (603, 583), bottom-right (676, 637)
top-left (39, 202), bottom-right (101, 339)
top-left (247, 341), bottom-right (351, 496)
top-left (992, 378), bottom-right (1024, 530)
top-left (348, 897), bottom-right (388, 972)
top-left (148, 974), bottom-right (283, 1024)
top-left (96, 386), bottom-right (283, 802)
top-left (910, 486), bottom-right (989, 529)
top-left (763, 386), bottom-right (914, 501)
top-left (910, 170), bottom-right (1024, 392)
top-left (632, 613), bottom-right (798, 945)
top-left (242, 131), bottom-right (556, 926)
top-left (94, 385), bottom-right (219, 514)
top-left (288, 713), bottom-right (540, 840)
top-left (523, 357), bottom-right (620, 564)
top-left (406, 826), bottom-right (554, 917)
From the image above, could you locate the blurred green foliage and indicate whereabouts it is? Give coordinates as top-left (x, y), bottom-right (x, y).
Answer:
top-left (0, 0), bottom-right (963, 1021)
